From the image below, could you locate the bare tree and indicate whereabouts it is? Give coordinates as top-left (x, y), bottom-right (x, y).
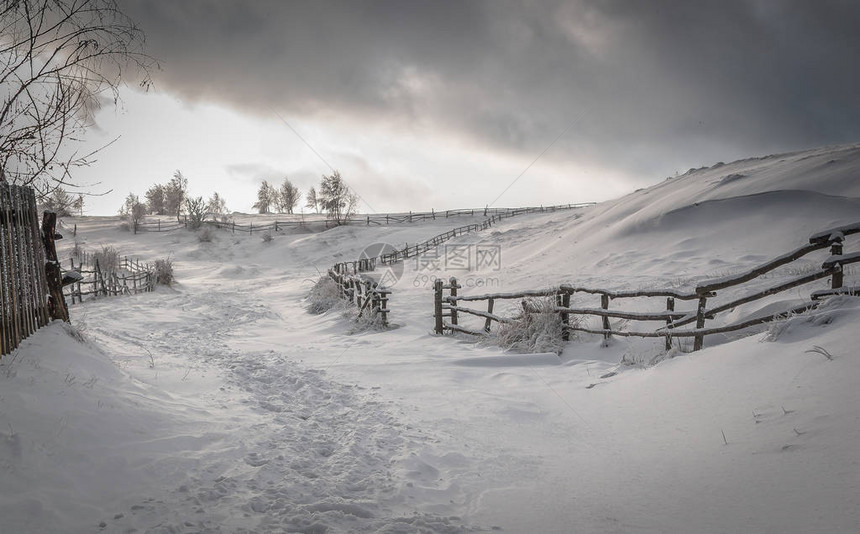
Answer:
top-left (0, 0), bottom-right (153, 195)
top-left (275, 178), bottom-right (300, 214)
top-left (318, 170), bottom-right (357, 225)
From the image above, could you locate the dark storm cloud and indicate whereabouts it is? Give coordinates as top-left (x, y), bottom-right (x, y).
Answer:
top-left (122, 0), bottom-right (860, 178)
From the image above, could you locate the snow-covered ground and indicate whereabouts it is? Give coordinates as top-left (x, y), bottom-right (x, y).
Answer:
top-left (2, 143), bottom-right (860, 533)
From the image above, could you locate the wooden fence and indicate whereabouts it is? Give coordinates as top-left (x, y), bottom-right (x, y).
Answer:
top-left (134, 203), bottom-right (597, 237)
top-left (327, 269), bottom-right (390, 326)
top-left (333, 202), bottom-right (594, 275)
top-left (433, 221), bottom-right (860, 352)
top-left (65, 251), bottom-right (155, 303)
top-left (0, 185), bottom-right (69, 357)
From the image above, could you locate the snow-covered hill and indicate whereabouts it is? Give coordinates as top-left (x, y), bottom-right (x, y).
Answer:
top-left (1, 143), bottom-right (859, 533)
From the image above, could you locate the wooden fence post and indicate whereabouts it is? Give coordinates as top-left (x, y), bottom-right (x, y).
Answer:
top-left (434, 279), bottom-right (444, 334)
top-left (600, 293), bottom-right (610, 341)
top-left (449, 277), bottom-right (459, 327)
top-left (693, 296), bottom-right (708, 351)
top-left (665, 297), bottom-right (675, 351)
top-left (560, 290), bottom-right (571, 341)
top-left (830, 238), bottom-right (844, 289)
top-left (378, 288), bottom-right (389, 327)
top-left (41, 211), bottom-right (69, 322)
top-left (69, 258), bottom-right (77, 304)
top-left (484, 297), bottom-right (495, 333)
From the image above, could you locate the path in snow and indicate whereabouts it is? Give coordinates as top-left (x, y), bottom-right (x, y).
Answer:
top-left (80, 275), bottom-right (488, 533)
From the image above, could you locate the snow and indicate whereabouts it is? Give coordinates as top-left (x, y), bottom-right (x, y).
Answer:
top-left (2, 143), bottom-right (860, 533)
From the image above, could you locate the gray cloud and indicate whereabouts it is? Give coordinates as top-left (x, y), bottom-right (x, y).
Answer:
top-left (121, 0), bottom-right (860, 182)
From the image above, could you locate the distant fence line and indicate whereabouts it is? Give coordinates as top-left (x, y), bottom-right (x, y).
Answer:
top-left (0, 185), bottom-right (69, 357)
top-left (131, 203), bottom-right (597, 235)
top-left (432, 221), bottom-right (860, 352)
top-left (325, 202), bottom-right (596, 324)
top-left (333, 203), bottom-right (595, 275)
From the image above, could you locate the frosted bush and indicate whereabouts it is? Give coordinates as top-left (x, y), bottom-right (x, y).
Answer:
top-left (197, 226), bottom-right (214, 243)
top-left (307, 275), bottom-right (344, 314)
top-left (154, 257), bottom-right (174, 286)
top-left (495, 297), bottom-right (570, 354)
top-left (93, 245), bottom-right (119, 273)
top-left (345, 306), bottom-right (388, 333)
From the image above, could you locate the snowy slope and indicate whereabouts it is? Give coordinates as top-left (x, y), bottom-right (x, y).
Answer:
top-left (1, 143), bottom-right (859, 533)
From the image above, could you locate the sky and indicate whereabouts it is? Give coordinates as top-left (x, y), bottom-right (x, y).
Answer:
top-left (75, 0), bottom-right (860, 215)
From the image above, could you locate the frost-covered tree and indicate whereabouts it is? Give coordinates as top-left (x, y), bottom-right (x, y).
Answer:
top-left (305, 186), bottom-right (319, 213)
top-left (119, 193), bottom-right (146, 233)
top-left (275, 178), bottom-right (300, 214)
top-left (73, 194), bottom-right (85, 216)
top-left (145, 184), bottom-right (166, 215)
top-left (42, 188), bottom-right (75, 217)
top-left (207, 192), bottom-right (228, 216)
top-left (165, 171), bottom-right (187, 221)
top-left (252, 180), bottom-right (274, 214)
top-left (318, 170), bottom-right (357, 225)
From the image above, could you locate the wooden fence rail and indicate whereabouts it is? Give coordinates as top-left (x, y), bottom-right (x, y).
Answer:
top-left (327, 269), bottom-right (391, 326)
top-left (433, 221), bottom-right (860, 352)
top-left (0, 185), bottom-right (70, 357)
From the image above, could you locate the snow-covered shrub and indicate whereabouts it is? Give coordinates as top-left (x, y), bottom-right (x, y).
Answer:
top-left (345, 306), bottom-right (388, 333)
top-left (185, 196), bottom-right (207, 229)
top-left (154, 257), bottom-right (174, 286)
top-left (261, 231), bottom-right (274, 244)
top-left (93, 245), bottom-right (119, 273)
top-left (495, 297), bottom-right (570, 354)
top-left (307, 275), bottom-right (344, 314)
top-left (197, 226), bottom-right (214, 243)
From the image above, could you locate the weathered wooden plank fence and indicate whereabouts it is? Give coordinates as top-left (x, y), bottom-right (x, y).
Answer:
top-left (433, 221), bottom-right (860, 352)
top-left (327, 269), bottom-right (390, 326)
top-left (0, 185), bottom-right (70, 357)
